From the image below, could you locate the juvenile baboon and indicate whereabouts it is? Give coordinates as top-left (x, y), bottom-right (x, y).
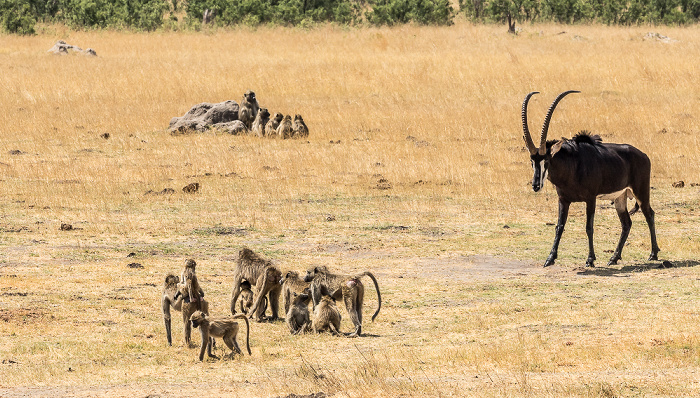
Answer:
top-left (238, 279), bottom-right (268, 318)
top-left (276, 115), bottom-right (293, 139)
top-left (180, 259), bottom-right (202, 304)
top-left (292, 114), bottom-right (309, 138)
top-left (285, 289), bottom-right (312, 335)
top-left (162, 273), bottom-right (209, 346)
top-left (238, 90), bottom-right (259, 129)
top-left (190, 310), bottom-right (250, 361)
top-left (280, 270), bottom-right (310, 314)
top-left (265, 113), bottom-right (283, 137)
top-left (230, 247), bottom-right (282, 322)
top-left (312, 294), bottom-right (342, 336)
top-left (304, 266), bottom-right (381, 337)
top-left (251, 107), bottom-right (270, 137)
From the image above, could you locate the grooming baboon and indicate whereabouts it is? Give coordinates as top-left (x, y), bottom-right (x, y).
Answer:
top-left (251, 107), bottom-right (270, 137)
top-left (230, 247), bottom-right (282, 321)
top-left (312, 294), bottom-right (342, 336)
top-left (285, 289), bottom-right (312, 335)
top-left (265, 113), bottom-right (283, 137)
top-left (162, 273), bottom-right (209, 346)
top-left (190, 310), bottom-right (250, 361)
top-left (238, 279), bottom-right (268, 318)
top-left (276, 115), bottom-right (293, 139)
top-left (304, 266), bottom-right (381, 337)
top-left (292, 114), bottom-right (309, 138)
top-left (238, 90), bottom-right (259, 129)
top-left (280, 270), bottom-right (311, 314)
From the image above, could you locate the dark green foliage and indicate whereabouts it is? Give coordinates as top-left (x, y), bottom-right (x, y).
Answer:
top-left (465, 0), bottom-right (699, 25)
top-left (366, 0), bottom-right (455, 25)
top-left (1, 0), bottom-right (37, 34)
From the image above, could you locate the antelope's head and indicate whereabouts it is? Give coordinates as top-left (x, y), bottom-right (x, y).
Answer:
top-left (521, 90), bottom-right (580, 192)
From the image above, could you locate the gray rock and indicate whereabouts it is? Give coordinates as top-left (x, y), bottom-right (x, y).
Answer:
top-left (169, 101), bottom-right (240, 134)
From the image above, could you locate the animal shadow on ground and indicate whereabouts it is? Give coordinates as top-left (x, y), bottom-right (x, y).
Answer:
top-left (577, 260), bottom-right (700, 277)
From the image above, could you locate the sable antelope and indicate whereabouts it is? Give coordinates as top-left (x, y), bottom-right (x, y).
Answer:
top-left (521, 90), bottom-right (660, 267)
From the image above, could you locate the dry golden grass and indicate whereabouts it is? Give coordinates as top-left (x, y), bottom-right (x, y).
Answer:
top-left (0, 21), bottom-right (699, 397)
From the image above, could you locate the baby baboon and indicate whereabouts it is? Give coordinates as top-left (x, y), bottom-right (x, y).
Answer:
top-left (280, 270), bottom-right (310, 314)
top-left (285, 289), bottom-right (311, 335)
top-left (304, 265), bottom-right (381, 337)
top-left (265, 113), bottom-right (283, 137)
top-left (238, 279), bottom-right (268, 318)
top-left (276, 115), bottom-right (293, 139)
top-left (162, 273), bottom-right (209, 346)
top-left (292, 114), bottom-right (309, 138)
top-left (238, 90), bottom-right (259, 129)
top-left (312, 294), bottom-right (342, 336)
top-left (251, 107), bottom-right (270, 137)
top-left (230, 247), bottom-right (282, 322)
top-left (190, 310), bottom-right (250, 361)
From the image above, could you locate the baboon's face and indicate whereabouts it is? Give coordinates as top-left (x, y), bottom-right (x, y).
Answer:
top-left (294, 114), bottom-right (302, 121)
top-left (185, 259), bottom-right (196, 269)
top-left (244, 91), bottom-right (256, 102)
top-left (260, 108), bottom-right (270, 118)
top-left (303, 267), bottom-right (318, 282)
top-left (274, 113), bottom-right (283, 122)
top-left (190, 311), bottom-right (205, 328)
top-left (281, 271), bottom-right (297, 284)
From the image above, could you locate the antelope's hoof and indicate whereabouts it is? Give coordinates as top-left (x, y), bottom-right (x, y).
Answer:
top-left (543, 257), bottom-right (556, 267)
top-left (607, 256), bottom-right (620, 266)
top-left (586, 260), bottom-right (595, 267)
top-left (648, 253), bottom-right (659, 261)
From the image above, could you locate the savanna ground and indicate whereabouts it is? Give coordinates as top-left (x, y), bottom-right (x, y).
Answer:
top-left (0, 21), bottom-right (699, 397)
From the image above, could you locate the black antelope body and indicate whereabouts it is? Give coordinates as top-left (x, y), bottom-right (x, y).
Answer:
top-left (521, 90), bottom-right (660, 267)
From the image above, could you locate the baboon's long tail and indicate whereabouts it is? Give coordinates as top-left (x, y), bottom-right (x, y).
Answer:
top-left (361, 272), bottom-right (381, 321)
top-left (233, 314), bottom-right (251, 355)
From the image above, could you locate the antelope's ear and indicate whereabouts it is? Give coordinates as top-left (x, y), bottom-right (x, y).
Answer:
top-left (551, 139), bottom-right (565, 156)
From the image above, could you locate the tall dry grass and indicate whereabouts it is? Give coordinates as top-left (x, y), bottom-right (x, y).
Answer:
top-left (0, 22), bottom-right (699, 397)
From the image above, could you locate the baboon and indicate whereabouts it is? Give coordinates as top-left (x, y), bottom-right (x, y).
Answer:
top-left (190, 310), bottom-right (250, 361)
top-left (304, 266), bottom-right (381, 337)
top-left (230, 247), bottom-right (282, 322)
top-left (251, 107), bottom-right (270, 137)
top-left (285, 289), bottom-right (312, 335)
top-left (292, 114), bottom-right (309, 138)
top-left (238, 279), bottom-right (268, 318)
top-left (265, 113), bottom-right (283, 137)
top-left (276, 115), bottom-right (293, 139)
top-left (238, 90), bottom-right (259, 129)
top-left (179, 259), bottom-right (202, 304)
top-left (280, 270), bottom-right (310, 314)
top-left (312, 294), bottom-right (342, 336)
top-left (162, 273), bottom-right (209, 346)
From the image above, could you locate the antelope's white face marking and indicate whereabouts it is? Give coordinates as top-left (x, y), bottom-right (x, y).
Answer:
top-left (531, 159), bottom-right (548, 192)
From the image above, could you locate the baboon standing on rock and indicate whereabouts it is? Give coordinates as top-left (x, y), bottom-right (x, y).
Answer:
top-left (230, 248), bottom-right (282, 321)
top-left (190, 310), bottom-right (250, 361)
top-left (304, 266), bottom-right (381, 337)
top-left (238, 90), bottom-right (259, 129)
top-left (280, 270), bottom-right (310, 314)
top-left (161, 273), bottom-right (209, 346)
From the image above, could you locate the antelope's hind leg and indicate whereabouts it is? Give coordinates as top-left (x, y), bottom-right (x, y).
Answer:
top-left (609, 193), bottom-right (632, 266)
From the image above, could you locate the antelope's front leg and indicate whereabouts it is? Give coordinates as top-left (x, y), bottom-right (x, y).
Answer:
top-left (545, 200), bottom-right (570, 267)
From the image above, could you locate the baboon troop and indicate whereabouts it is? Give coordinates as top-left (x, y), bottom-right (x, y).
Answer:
top-left (238, 90), bottom-right (259, 129)
top-left (312, 293), bottom-right (342, 336)
top-left (161, 250), bottom-right (381, 361)
top-left (161, 272), bottom-right (209, 347)
top-left (190, 310), bottom-right (250, 361)
top-left (304, 265), bottom-right (381, 337)
top-left (285, 290), bottom-right (312, 335)
top-left (229, 248), bottom-right (282, 322)
top-left (277, 115), bottom-right (293, 139)
top-left (251, 107), bottom-right (270, 137)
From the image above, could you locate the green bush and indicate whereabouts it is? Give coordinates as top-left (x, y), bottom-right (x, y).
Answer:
top-left (366, 0), bottom-right (455, 25)
top-left (1, 0), bottom-right (37, 34)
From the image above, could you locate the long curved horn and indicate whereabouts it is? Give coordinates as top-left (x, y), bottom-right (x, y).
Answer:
top-left (539, 90), bottom-right (580, 155)
top-left (521, 91), bottom-right (539, 155)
